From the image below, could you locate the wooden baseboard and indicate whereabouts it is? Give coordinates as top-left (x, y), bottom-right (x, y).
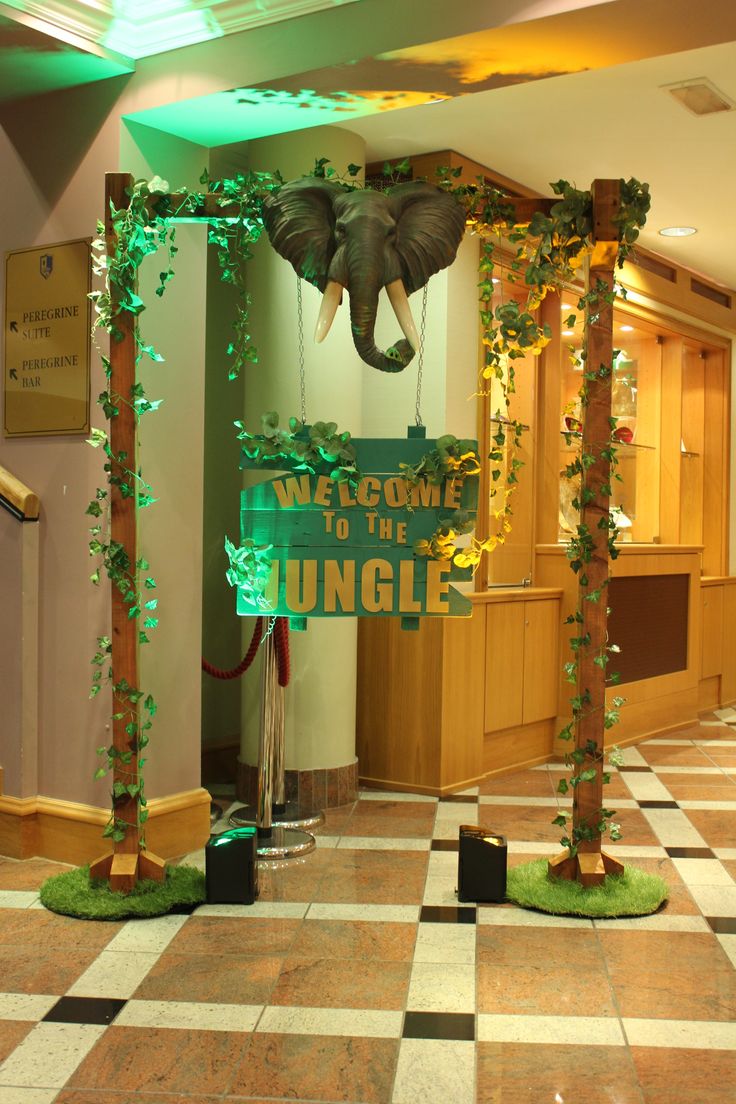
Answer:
top-left (0, 788), bottom-right (210, 864)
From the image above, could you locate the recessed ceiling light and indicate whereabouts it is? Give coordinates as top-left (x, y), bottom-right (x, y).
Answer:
top-left (562, 330), bottom-right (574, 337)
top-left (491, 277), bottom-right (500, 284)
top-left (659, 226), bottom-right (697, 237)
top-left (620, 325), bottom-right (634, 332)
top-left (561, 302), bottom-right (573, 310)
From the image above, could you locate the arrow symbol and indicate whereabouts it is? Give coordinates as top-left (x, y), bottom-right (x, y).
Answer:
top-left (9, 321), bottom-right (17, 332)
top-left (9, 368), bottom-right (18, 380)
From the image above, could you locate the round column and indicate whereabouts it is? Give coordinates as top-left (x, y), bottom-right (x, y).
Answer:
top-left (238, 126), bottom-right (366, 808)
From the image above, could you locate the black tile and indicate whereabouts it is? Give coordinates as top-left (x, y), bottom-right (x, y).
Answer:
top-left (439, 795), bottom-right (478, 804)
top-left (665, 846), bottom-right (715, 859)
top-left (43, 996), bottom-right (127, 1026)
top-left (420, 905), bottom-right (476, 924)
top-left (431, 839), bottom-right (459, 852)
top-left (403, 1011), bottom-right (475, 1041)
top-left (706, 916), bottom-right (736, 935)
top-left (618, 766), bottom-right (653, 773)
top-left (637, 800), bottom-right (679, 809)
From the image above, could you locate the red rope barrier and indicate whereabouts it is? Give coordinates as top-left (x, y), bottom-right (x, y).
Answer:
top-left (201, 617), bottom-right (263, 680)
top-left (275, 616), bottom-right (290, 687)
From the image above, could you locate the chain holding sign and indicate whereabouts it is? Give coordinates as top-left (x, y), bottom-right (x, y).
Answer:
top-left (231, 424), bottom-right (478, 631)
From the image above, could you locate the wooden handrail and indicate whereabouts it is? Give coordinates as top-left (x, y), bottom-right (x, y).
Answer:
top-left (0, 465), bottom-right (39, 521)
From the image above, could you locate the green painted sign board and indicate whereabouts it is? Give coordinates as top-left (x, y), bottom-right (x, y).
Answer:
top-left (236, 431), bottom-right (479, 629)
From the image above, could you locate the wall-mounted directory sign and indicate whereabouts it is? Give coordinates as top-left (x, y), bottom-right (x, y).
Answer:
top-left (237, 434), bottom-right (478, 629)
top-left (4, 239), bottom-right (91, 438)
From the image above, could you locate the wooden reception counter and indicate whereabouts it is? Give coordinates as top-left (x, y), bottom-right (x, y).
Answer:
top-left (357, 549), bottom-right (736, 796)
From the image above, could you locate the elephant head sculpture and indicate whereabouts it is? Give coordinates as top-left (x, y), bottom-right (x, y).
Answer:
top-left (262, 177), bottom-right (467, 373)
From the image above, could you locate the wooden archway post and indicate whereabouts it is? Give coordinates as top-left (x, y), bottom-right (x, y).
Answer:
top-left (549, 179), bottom-right (625, 887)
top-left (89, 172), bottom-right (165, 892)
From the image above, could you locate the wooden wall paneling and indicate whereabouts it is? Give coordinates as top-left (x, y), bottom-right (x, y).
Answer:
top-left (440, 607), bottom-right (486, 788)
top-left (356, 618), bottom-right (444, 791)
top-left (703, 349), bottom-right (729, 576)
top-left (484, 602), bottom-right (524, 732)
top-left (699, 675), bottom-right (721, 712)
top-left (522, 599), bottom-right (561, 724)
top-left (721, 582), bottom-right (736, 705)
top-left (536, 297), bottom-right (564, 546)
top-left (700, 583), bottom-right (724, 679)
top-left (659, 338), bottom-right (684, 544)
top-left (483, 719), bottom-right (554, 774)
top-left (679, 344), bottom-right (706, 548)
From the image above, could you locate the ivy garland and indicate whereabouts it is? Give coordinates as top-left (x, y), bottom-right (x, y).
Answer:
top-left (87, 159), bottom-right (649, 859)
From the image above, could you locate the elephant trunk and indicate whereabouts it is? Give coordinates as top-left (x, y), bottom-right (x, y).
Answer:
top-left (347, 276), bottom-right (417, 375)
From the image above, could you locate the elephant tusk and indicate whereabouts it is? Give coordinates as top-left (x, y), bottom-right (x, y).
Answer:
top-left (386, 280), bottom-right (420, 352)
top-left (314, 280), bottom-right (343, 344)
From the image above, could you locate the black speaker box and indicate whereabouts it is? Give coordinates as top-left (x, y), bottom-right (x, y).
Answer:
top-left (205, 827), bottom-right (258, 905)
top-left (457, 824), bottom-right (507, 903)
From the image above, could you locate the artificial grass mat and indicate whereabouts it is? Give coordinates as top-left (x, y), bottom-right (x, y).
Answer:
top-left (39, 863), bottom-right (205, 920)
top-left (506, 859), bottom-right (668, 918)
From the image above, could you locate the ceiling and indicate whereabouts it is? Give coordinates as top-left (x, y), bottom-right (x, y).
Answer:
top-left (1, 0), bottom-right (736, 288)
top-left (340, 39), bottom-right (736, 289)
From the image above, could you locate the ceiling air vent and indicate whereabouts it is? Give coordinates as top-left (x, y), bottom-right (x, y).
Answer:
top-left (664, 78), bottom-right (733, 116)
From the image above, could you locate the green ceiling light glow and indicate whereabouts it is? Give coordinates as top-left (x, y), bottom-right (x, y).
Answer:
top-left (103, 1), bottom-right (223, 58)
top-left (125, 85), bottom-right (443, 147)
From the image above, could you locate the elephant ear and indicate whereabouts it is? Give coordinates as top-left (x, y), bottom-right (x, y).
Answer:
top-left (389, 182), bottom-right (467, 295)
top-left (262, 178), bottom-right (344, 292)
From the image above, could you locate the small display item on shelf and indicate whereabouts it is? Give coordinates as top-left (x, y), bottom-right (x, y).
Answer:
top-left (205, 827), bottom-right (258, 904)
top-left (457, 824), bottom-right (508, 902)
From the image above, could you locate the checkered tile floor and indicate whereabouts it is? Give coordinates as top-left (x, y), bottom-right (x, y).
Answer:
top-left (0, 716), bottom-right (735, 1102)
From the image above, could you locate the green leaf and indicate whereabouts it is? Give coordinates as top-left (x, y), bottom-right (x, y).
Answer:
top-left (94, 767), bottom-right (107, 780)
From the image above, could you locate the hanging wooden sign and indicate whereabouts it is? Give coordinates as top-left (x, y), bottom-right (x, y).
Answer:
top-left (236, 431), bottom-right (478, 629)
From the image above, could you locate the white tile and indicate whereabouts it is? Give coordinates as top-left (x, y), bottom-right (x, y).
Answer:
top-left (413, 923), bottom-right (476, 964)
top-left (714, 848), bottom-right (736, 860)
top-left (336, 836), bottom-right (430, 851)
top-left (714, 707), bottom-right (736, 722)
top-left (717, 934), bottom-right (736, 969)
top-left (478, 1014), bottom-right (624, 1045)
top-left (653, 766), bottom-right (723, 775)
top-left (478, 795), bottom-right (558, 806)
top-left (67, 950), bottom-right (160, 999)
top-left (700, 720), bottom-right (731, 727)
top-left (594, 915), bottom-right (710, 932)
top-left (305, 903), bottom-right (420, 923)
top-left (618, 746), bottom-right (648, 766)
top-left (477, 906), bottom-right (592, 929)
top-left (0, 994), bottom-right (57, 1022)
top-left (0, 1022), bottom-right (105, 1088)
top-left (643, 739), bottom-right (694, 746)
top-left (641, 808), bottom-right (707, 847)
top-left (196, 901), bottom-right (309, 918)
top-left (392, 1039), bottom-right (475, 1104)
top-left (116, 999), bottom-right (261, 1032)
top-left (407, 962), bottom-right (475, 1013)
top-left (671, 858), bottom-right (734, 886)
top-left (535, 763), bottom-right (568, 772)
top-left (623, 1017), bottom-right (736, 1049)
top-left (433, 804), bottom-right (479, 824)
top-left (104, 913), bottom-right (188, 954)
top-left (678, 800), bottom-right (736, 810)
top-left (507, 841), bottom-right (559, 855)
top-left (608, 845), bottom-right (668, 858)
top-left (687, 884), bottom-right (736, 916)
top-left (0, 891), bottom-right (39, 909)
top-left (314, 835), bottom-right (339, 848)
top-left (455, 787), bottom-right (479, 796)
top-left (258, 1005), bottom-right (402, 1038)
top-left (0, 1090), bottom-right (59, 1104)
top-left (694, 739), bottom-right (736, 747)
top-left (620, 773), bottom-right (674, 801)
top-left (359, 790), bottom-right (437, 803)
top-left (422, 875), bottom-right (459, 906)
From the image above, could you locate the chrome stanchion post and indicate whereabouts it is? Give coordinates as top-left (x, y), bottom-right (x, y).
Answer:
top-left (233, 620), bottom-right (316, 860)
